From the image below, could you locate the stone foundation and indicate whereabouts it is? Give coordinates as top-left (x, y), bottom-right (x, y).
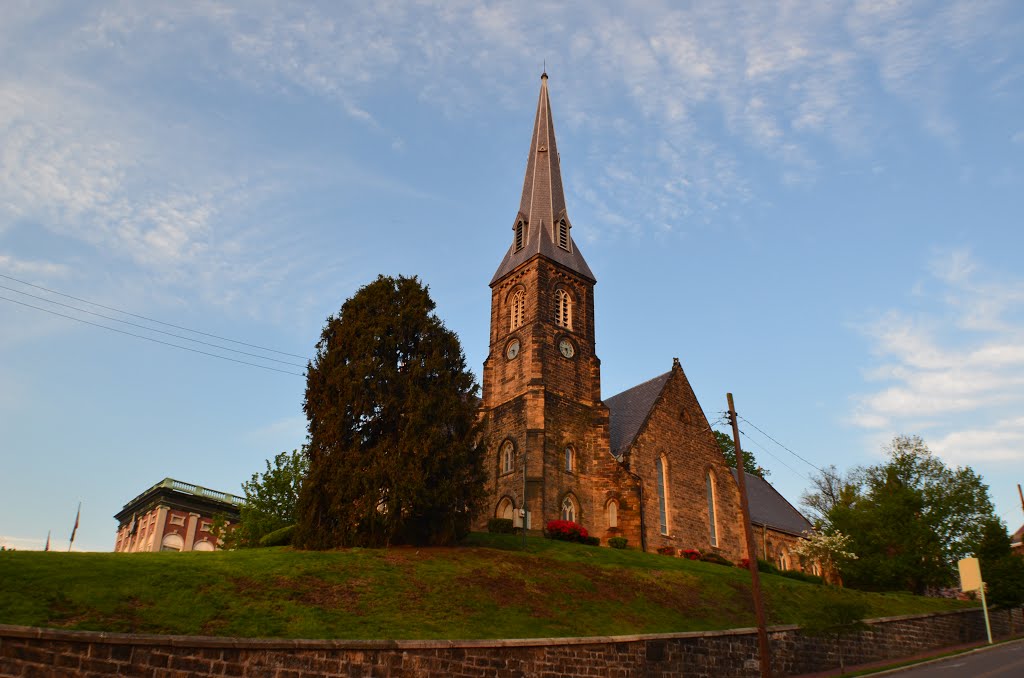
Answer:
top-left (2, 607), bottom-right (1021, 677)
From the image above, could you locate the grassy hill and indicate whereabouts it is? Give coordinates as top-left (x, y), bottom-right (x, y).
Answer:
top-left (0, 533), bottom-right (973, 640)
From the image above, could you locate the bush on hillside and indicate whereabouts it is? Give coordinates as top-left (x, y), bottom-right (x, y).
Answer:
top-left (657, 546), bottom-right (676, 556)
top-left (582, 536), bottom-right (600, 546)
top-left (258, 524), bottom-right (296, 547)
top-left (700, 551), bottom-right (734, 567)
top-left (608, 537), bottom-right (628, 549)
top-left (545, 520), bottom-right (589, 543)
top-left (487, 518), bottom-right (514, 534)
top-left (680, 549), bottom-right (701, 560)
top-left (779, 569), bottom-right (824, 585)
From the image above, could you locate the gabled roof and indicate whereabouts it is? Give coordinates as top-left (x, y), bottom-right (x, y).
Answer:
top-left (1012, 524), bottom-right (1024, 546)
top-left (491, 73), bottom-right (595, 286)
top-left (732, 469), bottom-right (813, 537)
top-left (605, 371), bottom-right (672, 456)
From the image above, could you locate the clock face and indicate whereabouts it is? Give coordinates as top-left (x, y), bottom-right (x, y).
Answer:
top-left (505, 339), bottom-right (521, 359)
top-left (559, 338), bottom-right (575, 358)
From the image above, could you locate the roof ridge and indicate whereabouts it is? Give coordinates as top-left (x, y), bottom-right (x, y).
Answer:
top-left (605, 370), bottom-right (672, 403)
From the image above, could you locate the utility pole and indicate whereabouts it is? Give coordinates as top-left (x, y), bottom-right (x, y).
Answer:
top-left (1018, 484), bottom-right (1023, 514)
top-left (728, 393), bottom-right (772, 678)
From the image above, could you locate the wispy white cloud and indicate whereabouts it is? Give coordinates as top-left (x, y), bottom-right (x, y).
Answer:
top-left (2, 1), bottom-right (1018, 259)
top-left (851, 250), bottom-right (1024, 461)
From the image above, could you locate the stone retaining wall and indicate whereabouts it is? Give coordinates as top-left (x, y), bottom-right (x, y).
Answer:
top-left (1, 607), bottom-right (1021, 677)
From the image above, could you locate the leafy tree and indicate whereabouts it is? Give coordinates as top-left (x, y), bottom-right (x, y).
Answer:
top-left (800, 464), bottom-right (861, 530)
top-left (804, 436), bottom-right (998, 594)
top-left (830, 467), bottom-right (947, 593)
top-left (294, 275), bottom-right (485, 549)
top-left (974, 517), bottom-right (1012, 565)
top-left (232, 448), bottom-right (309, 547)
top-left (714, 431), bottom-right (767, 478)
top-left (866, 435), bottom-right (994, 567)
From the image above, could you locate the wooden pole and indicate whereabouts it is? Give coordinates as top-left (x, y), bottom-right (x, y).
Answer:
top-left (1018, 483), bottom-right (1023, 514)
top-left (728, 393), bottom-right (772, 678)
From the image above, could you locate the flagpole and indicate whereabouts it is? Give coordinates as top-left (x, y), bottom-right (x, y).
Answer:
top-left (68, 502), bottom-right (81, 552)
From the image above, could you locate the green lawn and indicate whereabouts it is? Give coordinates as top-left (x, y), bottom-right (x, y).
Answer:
top-left (0, 533), bottom-right (974, 640)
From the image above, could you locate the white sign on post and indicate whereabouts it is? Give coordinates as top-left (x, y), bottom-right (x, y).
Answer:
top-left (958, 557), bottom-right (993, 644)
top-left (958, 557), bottom-right (982, 592)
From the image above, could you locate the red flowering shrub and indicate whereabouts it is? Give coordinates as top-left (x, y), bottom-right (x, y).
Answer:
top-left (739, 558), bottom-right (751, 569)
top-left (656, 546), bottom-right (676, 556)
top-left (681, 549), bottom-right (702, 560)
top-left (544, 520), bottom-right (588, 543)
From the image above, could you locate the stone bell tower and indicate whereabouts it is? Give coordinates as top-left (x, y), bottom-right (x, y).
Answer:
top-left (479, 73), bottom-right (611, 532)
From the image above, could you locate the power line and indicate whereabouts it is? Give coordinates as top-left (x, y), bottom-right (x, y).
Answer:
top-left (0, 283), bottom-right (306, 368)
top-left (739, 427), bottom-right (814, 484)
top-left (737, 414), bottom-right (826, 474)
top-left (0, 272), bottom-right (308, 360)
top-left (0, 295), bottom-right (304, 377)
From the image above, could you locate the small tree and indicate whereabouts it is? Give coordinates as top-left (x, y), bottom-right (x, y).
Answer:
top-left (295, 275), bottom-right (485, 549)
top-left (801, 599), bottom-right (870, 675)
top-left (792, 531), bottom-right (856, 586)
top-left (233, 448), bottom-right (309, 547)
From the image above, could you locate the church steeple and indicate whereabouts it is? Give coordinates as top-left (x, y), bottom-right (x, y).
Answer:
top-left (491, 73), bottom-right (595, 286)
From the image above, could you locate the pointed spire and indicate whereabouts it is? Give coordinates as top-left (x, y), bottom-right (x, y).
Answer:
top-left (491, 73), bottom-right (595, 286)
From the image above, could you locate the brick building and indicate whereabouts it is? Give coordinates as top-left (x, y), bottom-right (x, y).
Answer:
top-left (113, 478), bottom-right (242, 553)
top-left (478, 74), bottom-right (808, 566)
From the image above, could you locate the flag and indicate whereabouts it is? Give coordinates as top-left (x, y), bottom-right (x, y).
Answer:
top-left (68, 502), bottom-right (81, 551)
top-left (44, 531), bottom-right (50, 552)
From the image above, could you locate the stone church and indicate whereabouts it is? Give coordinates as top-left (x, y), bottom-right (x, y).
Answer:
top-left (477, 74), bottom-right (811, 565)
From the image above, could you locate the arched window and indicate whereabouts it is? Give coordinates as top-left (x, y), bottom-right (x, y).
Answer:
top-left (561, 495), bottom-right (577, 522)
top-left (161, 533), bottom-right (184, 552)
top-left (706, 471), bottom-right (719, 547)
top-left (510, 290), bottom-right (525, 330)
top-left (606, 500), bottom-right (618, 528)
top-left (192, 540), bottom-right (215, 552)
top-left (555, 289), bottom-right (573, 330)
top-left (496, 497), bottom-right (515, 521)
top-left (501, 441), bottom-right (515, 474)
top-left (655, 455), bottom-right (669, 535)
top-left (557, 219), bottom-right (570, 250)
top-left (514, 220), bottom-right (525, 251)
top-left (564, 445), bottom-right (575, 473)
top-left (778, 547), bottom-right (790, 571)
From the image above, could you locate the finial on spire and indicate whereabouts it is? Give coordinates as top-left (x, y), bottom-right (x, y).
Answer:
top-left (542, 60), bottom-right (547, 80)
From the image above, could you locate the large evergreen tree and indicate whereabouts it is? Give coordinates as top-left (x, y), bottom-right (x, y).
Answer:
top-left (294, 275), bottom-right (485, 549)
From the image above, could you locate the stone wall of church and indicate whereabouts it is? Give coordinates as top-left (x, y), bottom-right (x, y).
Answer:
top-left (625, 366), bottom-right (748, 561)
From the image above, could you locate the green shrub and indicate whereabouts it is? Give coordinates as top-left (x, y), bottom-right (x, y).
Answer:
top-left (757, 559), bottom-right (780, 574)
top-left (487, 518), bottom-right (515, 534)
top-left (608, 537), bottom-right (628, 549)
top-left (258, 524), bottom-right (296, 547)
top-left (582, 536), bottom-right (600, 546)
top-left (779, 569), bottom-right (824, 585)
top-left (700, 551), bottom-right (734, 567)
top-left (656, 546), bottom-right (676, 556)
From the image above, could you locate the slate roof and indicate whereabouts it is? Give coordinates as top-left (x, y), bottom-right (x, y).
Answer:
top-left (604, 371), bottom-right (672, 456)
top-left (491, 74), bottom-right (595, 285)
top-left (731, 469), bottom-right (813, 537)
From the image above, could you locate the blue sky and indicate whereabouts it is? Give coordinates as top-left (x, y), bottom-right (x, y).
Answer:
top-left (2, 1), bottom-right (1023, 552)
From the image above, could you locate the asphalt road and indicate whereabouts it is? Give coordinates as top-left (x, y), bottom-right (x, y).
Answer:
top-left (885, 639), bottom-right (1024, 677)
